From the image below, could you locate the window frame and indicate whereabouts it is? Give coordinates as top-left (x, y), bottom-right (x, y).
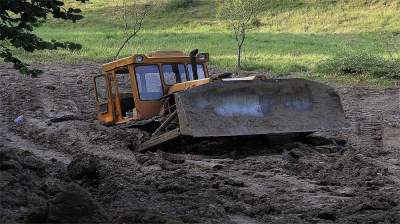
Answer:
top-left (134, 64), bottom-right (164, 101)
top-left (161, 63), bottom-right (188, 86)
top-left (115, 67), bottom-right (133, 94)
top-left (186, 63), bottom-right (206, 81)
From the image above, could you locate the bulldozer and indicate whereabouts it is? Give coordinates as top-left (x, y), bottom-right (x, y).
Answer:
top-left (94, 49), bottom-right (348, 152)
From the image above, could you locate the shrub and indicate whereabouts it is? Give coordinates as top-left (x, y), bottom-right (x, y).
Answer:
top-left (316, 52), bottom-right (400, 79)
top-left (287, 64), bottom-right (309, 73)
top-left (165, 0), bottom-right (196, 10)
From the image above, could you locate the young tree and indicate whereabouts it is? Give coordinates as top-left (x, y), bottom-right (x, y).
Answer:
top-left (114, 0), bottom-right (152, 59)
top-left (217, 0), bottom-right (263, 70)
top-left (0, 0), bottom-right (87, 77)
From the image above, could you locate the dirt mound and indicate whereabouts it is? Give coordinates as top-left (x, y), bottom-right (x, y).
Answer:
top-left (27, 183), bottom-right (108, 223)
top-left (0, 147), bottom-right (66, 223)
top-left (68, 153), bottom-right (101, 187)
top-left (111, 208), bottom-right (184, 224)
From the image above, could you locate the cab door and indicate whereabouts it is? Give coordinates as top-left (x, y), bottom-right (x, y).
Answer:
top-left (132, 64), bottom-right (164, 120)
top-left (114, 66), bottom-right (137, 122)
top-left (94, 74), bottom-right (114, 123)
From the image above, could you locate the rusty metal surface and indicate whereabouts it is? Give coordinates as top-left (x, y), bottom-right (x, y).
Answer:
top-left (175, 79), bottom-right (349, 137)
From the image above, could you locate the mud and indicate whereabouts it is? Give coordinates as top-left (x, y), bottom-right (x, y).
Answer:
top-left (1, 63), bottom-right (400, 223)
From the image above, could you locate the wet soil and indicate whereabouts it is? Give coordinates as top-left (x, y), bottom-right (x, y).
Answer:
top-left (1, 63), bottom-right (400, 223)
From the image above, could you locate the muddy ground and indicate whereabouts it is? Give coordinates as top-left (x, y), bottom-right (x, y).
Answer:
top-left (1, 63), bottom-right (400, 224)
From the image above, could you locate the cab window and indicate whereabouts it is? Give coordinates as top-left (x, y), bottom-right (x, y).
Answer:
top-left (187, 64), bottom-right (206, 80)
top-left (135, 65), bottom-right (163, 100)
top-left (116, 68), bottom-right (132, 94)
top-left (162, 64), bottom-right (187, 85)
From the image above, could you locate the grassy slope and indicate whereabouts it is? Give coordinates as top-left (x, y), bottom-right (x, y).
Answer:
top-left (16, 0), bottom-right (400, 86)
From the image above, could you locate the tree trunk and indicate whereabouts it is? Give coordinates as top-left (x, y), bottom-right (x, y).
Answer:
top-left (237, 46), bottom-right (242, 70)
top-left (236, 25), bottom-right (245, 71)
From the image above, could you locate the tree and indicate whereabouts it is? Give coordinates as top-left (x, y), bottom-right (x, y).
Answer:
top-left (114, 0), bottom-right (152, 59)
top-left (0, 0), bottom-right (86, 77)
top-left (217, 0), bottom-right (263, 70)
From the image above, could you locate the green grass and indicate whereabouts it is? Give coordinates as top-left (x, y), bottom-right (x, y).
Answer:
top-left (13, 0), bottom-right (400, 86)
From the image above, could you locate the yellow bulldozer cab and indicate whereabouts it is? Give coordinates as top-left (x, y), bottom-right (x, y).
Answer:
top-left (94, 51), bottom-right (210, 125)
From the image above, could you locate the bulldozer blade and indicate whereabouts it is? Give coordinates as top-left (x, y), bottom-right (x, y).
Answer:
top-left (174, 78), bottom-right (348, 138)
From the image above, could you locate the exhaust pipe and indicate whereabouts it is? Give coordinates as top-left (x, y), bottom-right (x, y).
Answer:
top-left (189, 49), bottom-right (199, 80)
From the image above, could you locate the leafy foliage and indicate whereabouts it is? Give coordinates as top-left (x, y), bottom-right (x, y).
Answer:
top-left (217, 0), bottom-right (264, 21)
top-left (0, 0), bottom-right (86, 76)
top-left (165, 0), bottom-right (196, 10)
top-left (316, 52), bottom-right (400, 79)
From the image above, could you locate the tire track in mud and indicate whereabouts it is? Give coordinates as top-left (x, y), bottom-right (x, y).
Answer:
top-left (339, 88), bottom-right (400, 149)
top-left (0, 69), bottom-right (72, 164)
top-left (339, 88), bottom-right (400, 186)
top-left (0, 124), bottom-right (71, 164)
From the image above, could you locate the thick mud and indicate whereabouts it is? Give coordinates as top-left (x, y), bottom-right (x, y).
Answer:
top-left (1, 63), bottom-right (400, 223)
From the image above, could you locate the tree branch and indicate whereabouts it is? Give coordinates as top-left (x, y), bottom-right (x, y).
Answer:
top-left (115, 1), bottom-right (150, 59)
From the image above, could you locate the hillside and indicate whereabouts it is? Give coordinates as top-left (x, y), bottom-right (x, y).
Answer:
top-left (15, 0), bottom-right (400, 84)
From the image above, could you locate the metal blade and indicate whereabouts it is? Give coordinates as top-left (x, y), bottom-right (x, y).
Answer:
top-left (175, 79), bottom-right (348, 137)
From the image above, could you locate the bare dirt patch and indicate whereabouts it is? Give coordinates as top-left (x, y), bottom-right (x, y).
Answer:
top-left (1, 63), bottom-right (399, 223)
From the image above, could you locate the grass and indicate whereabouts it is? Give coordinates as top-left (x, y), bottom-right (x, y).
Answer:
top-left (12, 0), bottom-right (400, 86)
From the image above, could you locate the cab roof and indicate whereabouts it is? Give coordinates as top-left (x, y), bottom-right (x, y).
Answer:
top-left (147, 51), bottom-right (186, 57)
top-left (102, 51), bottom-right (208, 72)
